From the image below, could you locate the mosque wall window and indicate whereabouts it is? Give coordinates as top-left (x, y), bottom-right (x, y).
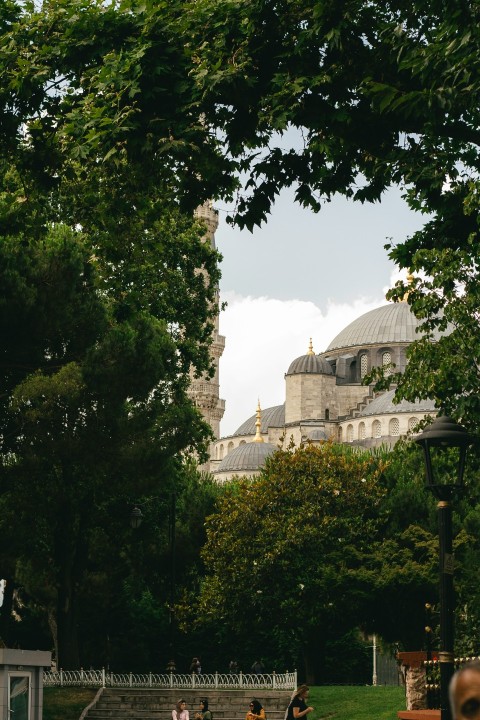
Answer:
top-left (350, 360), bottom-right (357, 382)
top-left (228, 441), bottom-right (234, 453)
top-left (408, 416), bottom-right (419, 432)
top-left (359, 422), bottom-right (366, 440)
top-left (325, 408), bottom-right (330, 420)
top-left (382, 351), bottom-right (393, 376)
top-left (219, 444), bottom-right (224, 459)
top-left (360, 354), bottom-right (368, 379)
top-left (372, 420), bottom-right (381, 438)
top-left (389, 418), bottom-right (400, 436)
top-left (240, 440), bottom-right (246, 445)
top-left (347, 424), bottom-right (353, 442)
top-left (338, 426), bottom-right (343, 442)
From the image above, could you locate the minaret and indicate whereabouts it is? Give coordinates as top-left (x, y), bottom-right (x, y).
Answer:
top-left (190, 201), bottom-right (225, 469)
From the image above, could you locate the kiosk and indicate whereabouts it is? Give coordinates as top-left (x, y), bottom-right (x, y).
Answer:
top-left (0, 649), bottom-right (51, 720)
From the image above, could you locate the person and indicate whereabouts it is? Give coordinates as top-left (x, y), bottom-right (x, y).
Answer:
top-left (285, 685), bottom-right (314, 720)
top-left (247, 699), bottom-right (266, 720)
top-left (190, 657), bottom-right (201, 674)
top-left (229, 659), bottom-right (239, 674)
top-left (173, 700), bottom-right (189, 720)
top-left (450, 661), bottom-right (480, 720)
top-left (251, 660), bottom-right (265, 675)
top-left (195, 699), bottom-right (212, 720)
top-left (166, 659), bottom-right (176, 674)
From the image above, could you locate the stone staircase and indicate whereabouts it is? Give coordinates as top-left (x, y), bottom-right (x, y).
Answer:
top-left (83, 688), bottom-right (292, 720)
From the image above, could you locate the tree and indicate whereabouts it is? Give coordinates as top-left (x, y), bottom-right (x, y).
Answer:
top-left (5, 1), bottom-right (480, 424)
top-left (0, 213), bottom-right (219, 667)
top-left (195, 443), bottom-right (390, 682)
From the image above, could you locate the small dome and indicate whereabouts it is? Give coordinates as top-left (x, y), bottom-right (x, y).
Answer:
top-left (326, 303), bottom-right (447, 352)
top-left (305, 428), bottom-right (328, 441)
top-left (213, 441), bottom-right (277, 474)
top-left (359, 390), bottom-right (436, 417)
top-left (233, 404), bottom-right (285, 437)
top-left (287, 354), bottom-right (333, 376)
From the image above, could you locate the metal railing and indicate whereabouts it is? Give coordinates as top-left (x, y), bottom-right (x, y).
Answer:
top-left (43, 670), bottom-right (297, 691)
top-left (425, 655), bottom-right (480, 709)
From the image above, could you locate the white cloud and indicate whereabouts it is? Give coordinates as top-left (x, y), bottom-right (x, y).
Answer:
top-left (218, 290), bottom-right (386, 437)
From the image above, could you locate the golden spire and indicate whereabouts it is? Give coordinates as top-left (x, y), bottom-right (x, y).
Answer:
top-left (254, 399), bottom-right (264, 443)
top-left (401, 273), bottom-right (414, 302)
top-left (307, 338), bottom-right (315, 355)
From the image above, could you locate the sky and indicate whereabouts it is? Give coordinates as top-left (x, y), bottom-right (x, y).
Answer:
top-left (214, 186), bottom-right (426, 437)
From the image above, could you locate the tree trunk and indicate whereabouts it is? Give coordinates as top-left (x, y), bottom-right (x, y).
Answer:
top-left (56, 574), bottom-right (80, 669)
top-left (54, 496), bottom-right (88, 669)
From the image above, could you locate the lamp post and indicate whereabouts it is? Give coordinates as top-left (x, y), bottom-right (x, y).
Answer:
top-left (414, 416), bottom-right (473, 720)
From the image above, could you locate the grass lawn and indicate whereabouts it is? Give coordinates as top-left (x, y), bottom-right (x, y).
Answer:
top-left (309, 685), bottom-right (405, 720)
top-left (42, 684), bottom-right (406, 720)
top-left (43, 687), bottom-right (98, 720)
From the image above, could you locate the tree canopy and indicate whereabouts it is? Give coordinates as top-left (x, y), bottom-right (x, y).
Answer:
top-left (194, 443), bottom-right (437, 682)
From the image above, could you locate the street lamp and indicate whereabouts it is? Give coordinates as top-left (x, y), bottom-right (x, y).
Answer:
top-left (415, 416), bottom-right (474, 720)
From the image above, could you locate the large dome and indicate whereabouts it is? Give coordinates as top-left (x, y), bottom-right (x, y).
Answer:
top-left (358, 389), bottom-right (436, 417)
top-left (233, 404), bottom-right (285, 437)
top-left (326, 303), bottom-right (444, 351)
top-left (213, 441), bottom-right (277, 474)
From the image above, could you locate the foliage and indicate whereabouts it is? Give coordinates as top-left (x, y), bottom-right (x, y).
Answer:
top-left (0, 194), bottom-right (220, 668)
top-left (181, 0), bottom-right (480, 427)
top-left (194, 443), bottom-right (389, 681)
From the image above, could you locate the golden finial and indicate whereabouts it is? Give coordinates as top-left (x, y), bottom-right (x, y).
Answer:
top-left (254, 399), bottom-right (264, 443)
top-left (307, 338), bottom-right (314, 355)
top-left (401, 273), bottom-right (414, 302)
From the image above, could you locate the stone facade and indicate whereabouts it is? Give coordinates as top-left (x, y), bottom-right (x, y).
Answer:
top-left (211, 300), bottom-right (442, 480)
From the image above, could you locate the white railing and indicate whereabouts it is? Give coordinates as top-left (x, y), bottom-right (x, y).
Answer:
top-left (43, 670), bottom-right (297, 691)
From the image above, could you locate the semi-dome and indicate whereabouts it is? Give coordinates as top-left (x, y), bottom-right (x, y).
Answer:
top-left (326, 303), bottom-right (445, 352)
top-left (213, 441), bottom-right (277, 474)
top-left (359, 389), bottom-right (436, 417)
top-left (287, 354), bottom-right (333, 376)
top-left (233, 404), bottom-right (285, 437)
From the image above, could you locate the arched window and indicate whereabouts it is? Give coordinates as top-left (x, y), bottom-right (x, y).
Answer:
top-left (359, 422), bottom-right (366, 440)
top-left (389, 418), bottom-right (400, 436)
top-left (338, 426), bottom-right (343, 442)
top-left (240, 440), bottom-right (246, 445)
top-left (325, 408), bottom-right (330, 420)
top-left (360, 354), bottom-right (368, 379)
top-left (382, 351), bottom-right (393, 376)
top-left (372, 420), bottom-right (381, 438)
top-left (347, 424), bottom-right (354, 442)
top-left (228, 441), bottom-right (234, 453)
top-left (408, 416), bottom-right (419, 433)
top-left (219, 444), bottom-right (224, 459)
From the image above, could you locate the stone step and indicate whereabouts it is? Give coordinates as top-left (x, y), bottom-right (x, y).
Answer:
top-left (83, 689), bottom-right (291, 720)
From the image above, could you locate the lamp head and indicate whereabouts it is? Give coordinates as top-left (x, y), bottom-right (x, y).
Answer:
top-left (414, 416), bottom-right (473, 500)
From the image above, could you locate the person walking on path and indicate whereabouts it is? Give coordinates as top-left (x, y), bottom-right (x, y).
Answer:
top-left (285, 685), bottom-right (314, 720)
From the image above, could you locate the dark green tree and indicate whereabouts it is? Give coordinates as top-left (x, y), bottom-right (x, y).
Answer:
top-left (195, 443), bottom-right (390, 682)
top-left (0, 214), bottom-right (219, 667)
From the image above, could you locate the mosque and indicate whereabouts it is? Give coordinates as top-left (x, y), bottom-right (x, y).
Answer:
top-left (191, 202), bottom-right (439, 482)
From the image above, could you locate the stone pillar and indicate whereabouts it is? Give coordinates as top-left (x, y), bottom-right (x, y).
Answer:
top-left (397, 652), bottom-right (428, 711)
